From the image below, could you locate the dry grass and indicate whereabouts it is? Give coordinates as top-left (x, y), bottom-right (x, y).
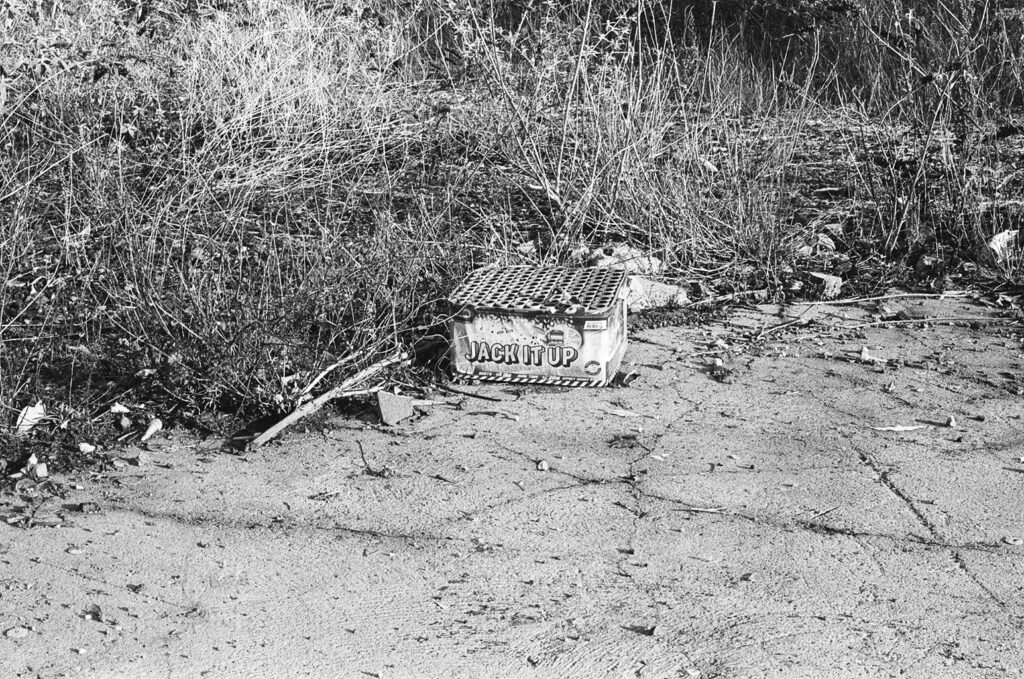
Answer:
top-left (1, 0), bottom-right (1022, 449)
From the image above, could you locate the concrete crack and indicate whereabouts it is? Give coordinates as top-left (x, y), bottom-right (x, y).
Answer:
top-left (856, 449), bottom-right (1009, 609)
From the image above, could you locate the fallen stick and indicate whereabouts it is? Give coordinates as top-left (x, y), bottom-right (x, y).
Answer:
top-left (671, 505), bottom-right (727, 514)
top-left (251, 351), bottom-right (409, 448)
top-left (808, 505), bottom-right (840, 520)
top-left (297, 350), bottom-right (367, 403)
top-left (794, 291), bottom-right (970, 306)
top-left (684, 289), bottom-right (768, 309)
top-left (839, 316), bottom-right (1007, 330)
top-left (435, 383), bottom-right (502, 402)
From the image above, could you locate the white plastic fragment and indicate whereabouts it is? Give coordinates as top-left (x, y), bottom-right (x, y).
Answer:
top-left (590, 244), bottom-right (664, 275)
top-left (78, 442), bottom-right (97, 454)
top-left (626, 276), bottom-right (689, 311)
top-left (988, 229), bottom-right (1019, 264)
top-left (140, 418), bottom-right (163, 442)
top-left (15, 401), bottom-right (46, 436)
top-left (109, 402), bottom-right (131, 414)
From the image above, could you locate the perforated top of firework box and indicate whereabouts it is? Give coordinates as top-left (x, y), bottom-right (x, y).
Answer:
top-left (449, 266), bottom-right (626, 316)
top-left (449, 266), bottom-right (628, 387)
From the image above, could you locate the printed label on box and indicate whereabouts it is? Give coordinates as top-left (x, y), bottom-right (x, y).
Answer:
top-left (583, 320), bottom-right (608, 331)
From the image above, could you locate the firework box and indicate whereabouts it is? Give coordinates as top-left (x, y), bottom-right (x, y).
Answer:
top-left (449, 266), bottom-right (628, 386)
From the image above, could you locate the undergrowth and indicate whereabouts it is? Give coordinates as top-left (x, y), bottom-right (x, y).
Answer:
top-left (1, 0), bottom-right (1022, 454)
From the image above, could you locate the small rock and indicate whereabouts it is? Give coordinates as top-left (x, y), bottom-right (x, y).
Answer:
top-left (376, 392), bottom-right (415, 426)
top-left (946, 415), bottom-right (957, 428)
top-left (119, 415), bottom-right (132, 430)
top-left (4, 626), bottom-right (29, 639)
top-left (1003, 536), bottom-right (1023, 546)
top-left (536, 460), bottom-right (550, 472)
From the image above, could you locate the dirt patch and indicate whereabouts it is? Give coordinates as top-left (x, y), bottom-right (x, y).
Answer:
top-left (2, 298), bottom-right (1023, 678)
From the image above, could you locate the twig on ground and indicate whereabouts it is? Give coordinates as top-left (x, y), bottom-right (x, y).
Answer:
top-left (685, 289), bottom-right (768, 309)
top-left (297, 351), bottom-right (367, 403)
top-left (794, 291), bottom-right (970, 306)
top-left (251, 351), bottom-right (410, 448)
top-left (358, 440), bottom-right (390, 478)
top-left (839, 316), bottom-right (1006, 330)
top-left (671, 505), bottom-right (727, 514)
top-left (756, 307), bottom-right (820, 339)
top-left (469, 410), bottom-right (519, 421)
top-left (808, 506), bottom-right (840, 520)
top-left (436, 383), bottom-right (502, 402)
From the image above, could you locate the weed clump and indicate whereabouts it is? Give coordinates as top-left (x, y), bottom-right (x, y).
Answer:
top-left (1, 0), bottom-right (1022, 448)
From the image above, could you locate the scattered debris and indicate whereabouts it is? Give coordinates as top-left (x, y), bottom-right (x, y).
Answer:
top-left (110, 402), bottom-right (131, 414)
top-left (608, 433), bottom-right (651, 451)
top-left (870, 425), bottom-right (927, 432)
top-left (15, 401), bottom-right (46, 436)
top-left (66, 502), bottom-right (100, 513)
top-left (1003, 537), bottom-right (1023, 546)
top-left (33, 462), bottom-right (48, 479)
top-left (536, 460), bottom-right (550, 472)
top-left (78, 442), bottom-right (97, 454)
top-left (860, 347), bottom-right (881, 364)
top-left (946, 415), bottom-right (958, 428)
top-left (4, 626), bottom-right (29, 639)
top-left (377, 392), bottom-right (415, 426)
top-left (710, 357), bottom-right (734, 383)
top-left (623, 624), bottom-right (658, 636)
top-left (82, 603), bottom-right (104, 622)
top-left (119, 415), bottom-right (132, 430)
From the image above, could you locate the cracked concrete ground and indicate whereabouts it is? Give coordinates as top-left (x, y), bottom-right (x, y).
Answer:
top-left (2, 297), bottom-right (1024, 678)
